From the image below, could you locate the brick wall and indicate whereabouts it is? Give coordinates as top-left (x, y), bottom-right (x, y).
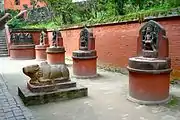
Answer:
top-left (60, 16), bottom-right (180, 71)
top-left (4, 0), bottom-right (46, 10)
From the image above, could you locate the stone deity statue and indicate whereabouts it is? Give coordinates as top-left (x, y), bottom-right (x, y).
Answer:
top-left (142, 26), bottom-right (157, 51)
top-left (40, 31), bottom-right (46, 45)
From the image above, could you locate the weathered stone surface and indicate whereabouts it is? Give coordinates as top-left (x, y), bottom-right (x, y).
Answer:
top-left (18, 84), bottom-right (88, 106)
top-left (22, 62), bottom-right (69, 85)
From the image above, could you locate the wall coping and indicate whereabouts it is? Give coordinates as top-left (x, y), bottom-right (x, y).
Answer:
top-left (11, 28), bottom-right (47, 32)
top-left (8, 15), bottom-right (180, 32)
top-left (46, 15), bottom-right (180, 31)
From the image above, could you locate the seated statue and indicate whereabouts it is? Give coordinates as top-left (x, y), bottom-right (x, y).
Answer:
top-left (22, 62), bottom-right (69, 86)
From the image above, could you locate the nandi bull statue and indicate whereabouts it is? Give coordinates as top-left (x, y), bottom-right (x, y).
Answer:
top-left (22, 62), bottom-right (69, 86)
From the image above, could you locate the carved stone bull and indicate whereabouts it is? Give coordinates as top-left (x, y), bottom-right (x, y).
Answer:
top-left (22, 62), bottom-right (69, 85)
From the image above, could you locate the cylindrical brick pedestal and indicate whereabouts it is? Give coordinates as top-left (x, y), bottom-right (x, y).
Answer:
top-left (46, 47), bottom-right (65, 64)
top-left (72, 50), bottom-right (97, 78)
top-left (127, 57), bottom-right (172, 105)
top-left (35, 45), bottom-right (48, 61)
top-left (10, 44), bottom-right (35, 59)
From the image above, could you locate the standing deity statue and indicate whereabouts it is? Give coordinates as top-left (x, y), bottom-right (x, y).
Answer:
top-left (142, 25), bottom-right (157, 51)
top-left (80, 27), bottom-right (89, 50)
top-left (10, 33), bottom-right (16, 44)
top-left (40, 31), bottom-right (46, 45)
top-left (19, 33), bottom-right (25, 43)
top-left (52, 30), bottom-right (59, 47)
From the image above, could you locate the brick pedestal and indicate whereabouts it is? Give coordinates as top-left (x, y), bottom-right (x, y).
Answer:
top-left (46, 47), bottom-right (65, 64)
top-left (10, 44), bottom-right (35, 59)
top-left (127, 57), bottom-right (172, 105)
top-left (72, 50), bottom-right (97, 78)
top-left (35, 45), bottom-right (48, 61)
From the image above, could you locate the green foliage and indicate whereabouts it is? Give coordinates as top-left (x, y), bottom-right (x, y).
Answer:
top-left (167, 96), bottom-right (179, 107)
top-left (5, 9), bottom-right (19, 17)
top-left (7, 0), bottom-right (180, 29)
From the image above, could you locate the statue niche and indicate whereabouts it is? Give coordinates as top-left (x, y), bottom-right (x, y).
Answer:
top-left (137, 20), bottom-right (168, 58)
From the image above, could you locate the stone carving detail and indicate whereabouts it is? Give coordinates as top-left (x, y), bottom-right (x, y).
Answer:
top-left (22, 62), bottom-right (69, 86)
top-left (141, 21), bottom-right (159, 51)
top-left (39, 31), bottom-right (46, 45)
top-left (80, 27), bottom-right (89, 50)
top-left (26, 7), bottom-right (53, 23)
top-left (10, 33), bottom-right (33, 45)
top-left (51, 30), bottom-right (61, 47)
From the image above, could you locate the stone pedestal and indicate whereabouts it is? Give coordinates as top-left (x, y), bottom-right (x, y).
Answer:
top-left (127, 57), bottom-right (171, 104)
top-left (46, 47), bottom-right (65, 64)
top-left (72, 27), bottom-right (98, 78)
top-left (127, 20), bottom-right (172, 105)
top-left (72, 50), bottom-right (97, 78)
top-left (35, 45), bottom-right (48, 61)
top-left (18, 62), bottom-right (88, 106)
top-left (10, 44), bottom-right (35, 59)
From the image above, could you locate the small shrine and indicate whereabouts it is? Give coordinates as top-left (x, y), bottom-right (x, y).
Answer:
top-left (72, 27), bottom-right (97, 78)
top-left (46, 30), bottom-right (65, 64)
top-left (127, 20), bottom-right (172, 104)
top-left (35, 30), bottom-right (49, 61)
top-left (18, 62), bottom-right (88, 106)
top-left (9, 32), bottom-right (35, 59)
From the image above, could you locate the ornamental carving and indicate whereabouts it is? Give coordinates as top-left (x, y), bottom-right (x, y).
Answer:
top-left (142, 22), bottom-right (158, 51)
top-left (39, 31), bottom-right (46, 45)
top-left (10, 33), bottom-right (33, 45)
top-left (80, 27), bottom-right (89, 50)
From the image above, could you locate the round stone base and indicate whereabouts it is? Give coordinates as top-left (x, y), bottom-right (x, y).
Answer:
top-left (128, 70), bottom-right (171, 104)
top-left (35, 45), bottom-right (47, 61)
top-left (72, 57), bottom-right (97, 78)
top-left (10, 44), bottom-right (35, 59)
top-left (47, 52), bottom-right (65, 64)
top-left (127, 94), bottom-right (171, 105)
top-left (46, 47), bottom-right (65, 64)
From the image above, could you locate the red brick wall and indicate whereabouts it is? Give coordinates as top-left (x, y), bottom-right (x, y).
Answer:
top-left (4, 0), bottom-right (46, 10)
top-left (60, 17), bottom-right (180, 71)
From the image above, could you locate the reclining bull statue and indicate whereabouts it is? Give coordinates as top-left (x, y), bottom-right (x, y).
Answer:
top-left (22, 62), bottom-right (69, 85)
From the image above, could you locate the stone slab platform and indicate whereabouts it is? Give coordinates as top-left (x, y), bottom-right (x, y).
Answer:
top-left (18, 84), bottom-right (88, 106)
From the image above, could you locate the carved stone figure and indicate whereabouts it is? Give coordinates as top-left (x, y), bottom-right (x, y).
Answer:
top-left (39, 31), bottom-right (46, 45)
top-left (19, 33), bottom-right (24, 43)
top-left (80, 27), bottom-right (89, 50)
top-left (22, 62), bottom-right (69, 85)
top-left (10, 33), bottom-right (33, 44)
top-left (26, 33), bottom-right (33, 43)
top-left (10, 33), bottom-right (16, 43)
top-left (52, 31), bottom-right (57, 47)
top-left (142, 24), bottom-right (158, 51)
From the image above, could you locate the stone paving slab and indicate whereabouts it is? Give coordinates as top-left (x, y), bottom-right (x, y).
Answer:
top-left (0, 57), bottom-right (180, 120)
top-left (0, 68), bottom-right (34, 120)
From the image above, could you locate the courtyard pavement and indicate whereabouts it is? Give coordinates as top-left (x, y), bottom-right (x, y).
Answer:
top-left (0, 57), bottom-right (180, 120)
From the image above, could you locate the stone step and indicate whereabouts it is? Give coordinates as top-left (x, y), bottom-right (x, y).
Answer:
top-left (0, 39), bottom-right (6, 42)
top-left (0, 41), bottom-right (7, 44)
top-left (0, 45), bottom-right (7, 47)
top-left (0, 48), bottom-right (8, 51)
top-left (0, 46), bottom-right (7, 48)
top-left (18, 84), bottom-right (88, 106)
top-left (0, 51), bottom-right (8, 54)
top-left (0, 48), bottom-right (7, 50)
top-left (0, 54), bottom-right (9, 57)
